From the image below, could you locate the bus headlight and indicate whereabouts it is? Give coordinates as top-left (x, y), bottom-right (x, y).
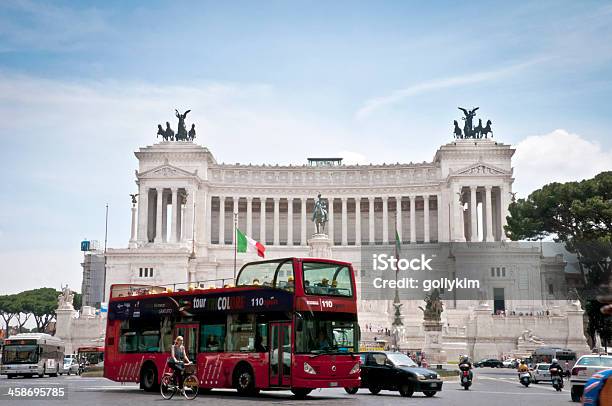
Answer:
top-left (349, 363), bottom-right (360, 374)
top-left (303, 362), bottom-right (317, 375)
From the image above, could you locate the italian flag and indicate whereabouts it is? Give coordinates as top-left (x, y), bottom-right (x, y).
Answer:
top-left (236, 228), bottom-right (266, 258)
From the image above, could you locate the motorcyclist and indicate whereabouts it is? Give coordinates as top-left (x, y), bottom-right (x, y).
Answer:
top-left (517, 359), bottom-right (529, 378)
top-left (458, 355), bottom-right (473, 380)
top-left (549, 358), bottom-right (564, 387)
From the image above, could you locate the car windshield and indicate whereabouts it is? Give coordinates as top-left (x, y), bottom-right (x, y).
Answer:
top-left (2, 345), bottom-right (39, 364)
top-left (302, 262), bottom-right (353, 297)
top-left (295, 313), bottom-right (358, 354)
top-left (537, 364), bottom-right (550, 370)
top-left (577, 356), bottom-right (612, 367)
top-left (387, 353), bottom-right (418, 367)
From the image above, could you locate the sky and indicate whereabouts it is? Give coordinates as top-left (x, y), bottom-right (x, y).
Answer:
top-left (0, 0), bottom-right (611, 295)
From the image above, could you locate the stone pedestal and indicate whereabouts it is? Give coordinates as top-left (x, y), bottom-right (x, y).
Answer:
top-left (565, 301), bottom-right (591, 355)
top-left (467, 303), bottom-right (499, 360)
top-left (422, 321), bottom-right (447, 364)
top-left (308, 233), bottom-right (332, 258)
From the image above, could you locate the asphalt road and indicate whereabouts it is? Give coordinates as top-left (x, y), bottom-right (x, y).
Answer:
top-left (0, 368), bottom-right (576, 405)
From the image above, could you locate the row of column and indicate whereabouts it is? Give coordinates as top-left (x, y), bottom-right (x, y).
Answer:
top-left (461, 184), bottom-right (508, 242)
top-left (136, 187), bottom-right (194, 244)
top-left (215, 195), bottom-right (439, 246)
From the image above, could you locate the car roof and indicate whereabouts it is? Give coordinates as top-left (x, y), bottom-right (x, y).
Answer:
top-left (579, 355), bottom-right (612, 359)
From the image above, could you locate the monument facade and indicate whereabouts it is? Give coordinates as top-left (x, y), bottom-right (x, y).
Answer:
top-left (104, 109), bottom-right (589, 360)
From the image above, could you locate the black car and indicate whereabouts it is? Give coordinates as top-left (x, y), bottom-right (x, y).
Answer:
top-left (474, 358), bottom-right (504, 368)
top-left (345, 351), bottom-right (443, 397)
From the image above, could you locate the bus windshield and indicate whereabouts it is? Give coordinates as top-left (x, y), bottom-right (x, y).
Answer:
top-left (302, 262), bottom-right (353, 297)
top-left (295, 313), bottom-right (358, 354)
top-left (2, 345), bottom-right (39, 364)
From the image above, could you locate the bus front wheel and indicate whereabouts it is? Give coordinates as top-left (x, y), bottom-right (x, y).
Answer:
top-left (140, 363), bottom-right (158, 392)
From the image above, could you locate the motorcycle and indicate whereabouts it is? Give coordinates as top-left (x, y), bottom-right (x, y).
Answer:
top-left (519, 372), bottom-right (531, 387)
top-left (550, 367), bottom-right (563, 392)
top-left (459, 363), bottom-right (472, 390)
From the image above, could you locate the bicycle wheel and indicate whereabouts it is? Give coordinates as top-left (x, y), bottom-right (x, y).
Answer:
top-left (182, 374), bottom-right (199, 400)
top-left (160, 374), bottom-right (177, 400)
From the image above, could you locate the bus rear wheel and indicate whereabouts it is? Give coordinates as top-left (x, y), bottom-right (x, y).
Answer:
top-left (140, 364), bottom-right (158, 392)
top-left (291, 388), bottom-right (312, 399)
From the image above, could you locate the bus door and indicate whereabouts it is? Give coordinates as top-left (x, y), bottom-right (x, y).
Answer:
top-left (173, 323), bottom-right (199, 360)
top-left (269, 322), bottom-right (291, 386)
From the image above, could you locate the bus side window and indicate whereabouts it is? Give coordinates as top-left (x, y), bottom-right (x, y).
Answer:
top-left (200, 324), bottom-right (226, 352)
top-left (227, 314), bottom-right (256, 352)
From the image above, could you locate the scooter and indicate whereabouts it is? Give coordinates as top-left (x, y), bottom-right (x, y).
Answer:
top-left (519, 372), bottom-right (531, 387)
top-left (550, 367), bottom-right (563, 391)
top-left (459, 363), bottom-right (472, 390)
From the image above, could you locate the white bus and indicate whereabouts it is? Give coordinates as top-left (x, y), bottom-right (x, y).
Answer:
top-left (0, 333), bottom-right (65, 378)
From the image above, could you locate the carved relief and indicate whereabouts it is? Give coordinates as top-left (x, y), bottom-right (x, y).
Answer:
top-left (153, 167), bottom-right (179, 177)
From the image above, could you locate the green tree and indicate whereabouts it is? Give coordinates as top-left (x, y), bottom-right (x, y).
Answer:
top-left (16, 288), bottom-right (61, 333)
top-left (505, 171), bottom-right (612, 346)
top-left (0, 295), bottom-right (19, 337)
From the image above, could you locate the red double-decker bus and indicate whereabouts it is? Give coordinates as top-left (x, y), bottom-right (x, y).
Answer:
top-left (103, 257), bottom-right (360, 398)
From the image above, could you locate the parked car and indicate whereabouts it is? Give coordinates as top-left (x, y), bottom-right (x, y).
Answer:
top-left (532, 363), bottom-right (551, 383)
top-left (60, 356), bottom-right (79, 375)
top-left (503, 359), bottom-right (518, 369)
top-left (345, 352), bottom-right (443, 397)
top-left (570, 354), bottom-right (612, 402)
top-left (474, 358), bottom-right (504, 368)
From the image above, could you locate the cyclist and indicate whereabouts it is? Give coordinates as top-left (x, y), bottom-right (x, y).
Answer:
top-left (171, 336), bottom-right (191, 391)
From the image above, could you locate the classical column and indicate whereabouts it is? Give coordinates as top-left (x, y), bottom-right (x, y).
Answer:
top-left (137, 186), bottom-right (148, 242)
top-left (499, 184), bottom-right (509, 241)
top-left (218, 196), bottom-right (225, 245)
top-left (170, 188), bottom-right (178, 242)
top-left (232, 196), bottom-right (239, 244)
top-left (470, 186), bottom-right (478, 242)
top-left (355, 198), bottom-right (361, 246)
top-left (368, 197), bottom-right (375, 244)
top-left (409, 195), bottom-right (416, 243)
top-left (485, 186), bottom-right (494, 241)
top-left (154, 188), bottom-right (164, 243)
top-left (452, 184), bottom-right (466, 242)
top-left (423, 194), bottom-right (430, 243)
top-left (287, 198), bottom-right (293, 246)
top-left (382, 196), bottom-right (389, 244)
top-left (161, 190), bottom-right (168, 242)
top-left (180, 194), bottom-right (186, 241)
top-left (260, 197), bottom-right (266, 243)
top-left (395, 196), bottom-right (402, 242)
top-left (436, 193), bottom-right (444, 242)
top-left (184, 188), bottom-right (194, 243)
top-left (301, 198), bottom-right (307, 245)
top-left (130, 203), bottom-right (137, 243)
top-left (246, 197), bottom-right (253, 238)
top-left (328, 197), bottom-right (334, 244)
top-left (341, 197), bottom-right (348, 246)
top-left (203, 191), bottom-right (210, 244)
top-left (273, 197), bottom-right (280, 245)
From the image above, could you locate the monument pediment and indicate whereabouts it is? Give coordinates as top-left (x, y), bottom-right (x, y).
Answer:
top-left (137, 164), bottom-right (198, 179)
top-left (451, 162), bottom-right (509, 177)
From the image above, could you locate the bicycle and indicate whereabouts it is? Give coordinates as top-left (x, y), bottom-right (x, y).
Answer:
top-left (160, 359), bottom-right (199, 400)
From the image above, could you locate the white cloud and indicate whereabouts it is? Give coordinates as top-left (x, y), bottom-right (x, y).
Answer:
top-left (337, 150), bottom-right (368, 165)
top-left (513, 129), bottom-right (612, 197)
top-left (355, 58), bottom-right (546, 119)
